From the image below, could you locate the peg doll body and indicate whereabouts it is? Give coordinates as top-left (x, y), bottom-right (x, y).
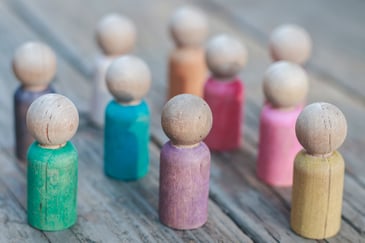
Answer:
top-left (159, 94), bottom-right (213, 229)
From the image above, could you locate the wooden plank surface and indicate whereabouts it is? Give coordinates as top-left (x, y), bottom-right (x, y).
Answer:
top-left (0, 0), bottom-right (364, 242)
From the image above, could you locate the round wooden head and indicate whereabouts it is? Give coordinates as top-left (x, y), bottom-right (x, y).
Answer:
top-left (26, 94), bottom-right (79, 148)
top-left (169, 6), bottom-right (208, 47)
top-left (296, 102), bottom-right (347, 156)
top-left (162, 94), bottom-right (212, 147)
top-left (263, 61), bottom-right (308, 108)
top-left (269, 24), bottom-right (312, 65)
top-left (106, 55), bottom-right (151, 104)
top-left (12, 42), bottom-right (56, 91)
top-left (96, 14), bottom-right (136, 56)
top-left (205, 34), bottom-right (247, 79)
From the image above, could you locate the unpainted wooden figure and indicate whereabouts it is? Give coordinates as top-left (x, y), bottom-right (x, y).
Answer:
top-left (90, 13), bottom-right (136, 127)
top-left (269, 24), bottom-right (312, 65)
top-left (26, 93), bottom-right (79, 231)
top-left (203, 34), bottom-right (247, 151)
top-left (291, 102), bottom-right (347, 239)
top-left (104, 55), bottom-right (151, 180)
top-left (257, 61), bottom-right (308, 186)
top-left (167, 6), bottom-right (208, 99)
top-left (13, 42), bottom-right (56, 162)
top-left (159, 93), bottom-right (212, 229)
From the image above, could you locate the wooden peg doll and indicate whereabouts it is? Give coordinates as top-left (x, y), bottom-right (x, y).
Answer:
top-left (167, 6), bottom-right (208, 99)
top-left (159, 94), bottom-right (212, 229)
top-left (90, 13), bottom-right (136, 127)
top-left (291, 102), bottom-right (347, 239)
top-left (13, 42), bottom-right (56, 162)
top-left (269, 24), bottom-right (312, 65)
top-left (104, 55), bottom-right (151, 180)
top-left (257, 61), bottom-right (308, 186)
top-left (26, 94), bottom-right (79, 231)
top-left (203, 34), bottom-right (247, 151)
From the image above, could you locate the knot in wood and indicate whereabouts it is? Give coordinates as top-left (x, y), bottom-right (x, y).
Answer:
top-left (26, 94), bottom-right (79, 148)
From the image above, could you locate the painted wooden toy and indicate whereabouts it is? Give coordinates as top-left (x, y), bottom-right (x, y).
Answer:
top-left (13, 42), bottom-right (56, 162)
top-left (104, 55), bottom-right (151, 180)
top-left (167, 6), bottom-right (208, 99)
top-left (257, 61), bottom-right (308, 186)
top-left (203, 34), bottom-right (247, 151)
top-left (26, 93), bottom-right (79, 231)
top-left (291, 102), bottom-right (347, 239)
top-left (90, 13), bottom-right (136, 127)
top-left (159, 94), bottom-right (212, 229)
top-left (269, 24), bottom-right (312, 65)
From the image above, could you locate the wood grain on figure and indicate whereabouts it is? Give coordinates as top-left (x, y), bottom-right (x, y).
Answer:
top-left (26, 94), bottom-right (79, 231)
top-left (159, 94), bottom-right (212, 230)
top-left (291, 102), bottom-right (347, 239)
top-left (168, 6), bottom-right (208, 99)
top-left (269, 24), bottom-right (312, 65)
top-left (104, 55), bottom-right (151, 180)
top-left (12, 42), bottom-right (56, 162)
top-left (257, 61), bottom-right (308, 186)
top-left (203, 34), bottom-right (247, 151)
top-left (90, 14), bottom-right (136, 127)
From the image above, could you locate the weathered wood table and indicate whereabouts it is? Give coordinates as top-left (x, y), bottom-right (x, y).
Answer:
top-left (0, 0), bottom-right (364, 242)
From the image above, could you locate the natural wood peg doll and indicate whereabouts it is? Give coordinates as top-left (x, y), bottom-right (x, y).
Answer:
top-left (291, 102), bottom-right (347, 239)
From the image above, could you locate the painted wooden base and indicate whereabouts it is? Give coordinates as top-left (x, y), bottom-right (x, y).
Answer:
top-left (257, 103), bottom-right (302, 186)
top-left (291, 150), bottom-right (344, 239)
top-left (168, 48), bottom-right (207, 99)
top-left (203, 77), bottom-right (244, 151)
top-left (159, 141), bottom-right (210, 230)
top-left (27, 141), bottom-right (78, 231)
top-left (104, 100), bottom-right (150, 180)
top-left (14, 85), bottom-right (54, 162)
top-left (90, 56), bottom-right (114, 127)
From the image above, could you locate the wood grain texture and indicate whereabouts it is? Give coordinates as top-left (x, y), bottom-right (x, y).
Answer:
top-left (0, 1), bottom-right (251, 237)
top-left (2, 0), bottom-right (365, 241)
top-left (159, 142), bottom-right (210, 229)
top-left (291, 150), bottom-right (344, 239)
top-left (27, 141), bottom-right (78, 231)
